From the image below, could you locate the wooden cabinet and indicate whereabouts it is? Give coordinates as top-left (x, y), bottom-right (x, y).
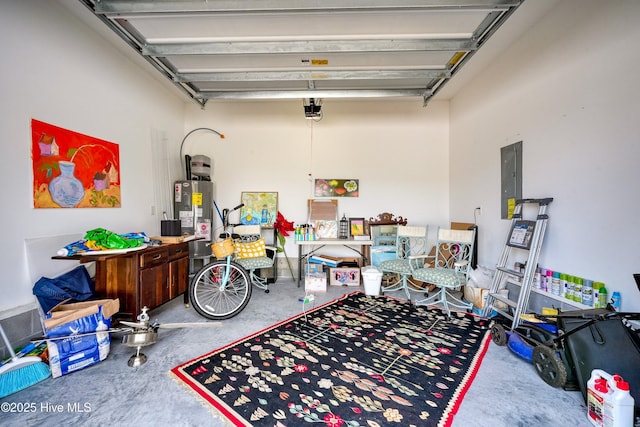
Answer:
top-left (138, 247), bottom-right (169, 310)
top-left (84, 242), bottom-right (189, 320)
top-left (168, 243), bottom-right (189, 299)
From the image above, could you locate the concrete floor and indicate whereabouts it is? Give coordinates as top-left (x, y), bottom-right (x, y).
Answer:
top-left (1, 279), bottom-right (589, 426)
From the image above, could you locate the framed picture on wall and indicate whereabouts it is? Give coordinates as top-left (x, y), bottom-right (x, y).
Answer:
top-left (31, 119), bottom-right (122, 209)
top-left (240, 192), bottom-right (278, 227)
top-left (314, 179), bottom-right (359, 197)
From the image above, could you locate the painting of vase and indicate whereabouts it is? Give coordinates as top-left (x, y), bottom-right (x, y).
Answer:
top-left (31, 119), bottom-right (121, 208)
top-left (48, 161), bottom-right (85, 207)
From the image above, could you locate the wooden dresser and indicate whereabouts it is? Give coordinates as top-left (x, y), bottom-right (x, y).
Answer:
top-left (54, 242), bottom-right (189, 320)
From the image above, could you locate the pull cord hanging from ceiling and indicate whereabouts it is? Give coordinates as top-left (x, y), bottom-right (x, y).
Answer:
top-left (307, 118), bottom-right (315, 198)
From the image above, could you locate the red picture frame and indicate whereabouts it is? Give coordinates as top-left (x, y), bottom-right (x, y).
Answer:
top-left (31, 119), bottom-right (121, 208)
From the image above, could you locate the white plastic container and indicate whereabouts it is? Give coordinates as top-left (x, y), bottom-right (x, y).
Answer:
top-left (361, 266), bottom-right (383, 296)
top-left (587, 369), bottom-right (635, 427)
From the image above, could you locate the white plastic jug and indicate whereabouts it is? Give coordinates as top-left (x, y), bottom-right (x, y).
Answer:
top-left (587, 369), bottom-right (634, 427)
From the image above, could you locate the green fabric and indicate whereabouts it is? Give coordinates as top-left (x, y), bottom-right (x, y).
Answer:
top-left (236, 256), bottom-right (273, 270)
top-left (412, 268), bottom-right (466, 288)
top-left (379, 259), bottom-right (413, 275)
top-left (84, 228), bottom-right (143, 249)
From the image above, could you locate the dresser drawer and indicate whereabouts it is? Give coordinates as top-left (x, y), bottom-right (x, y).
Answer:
top-left (168, 242), bottom-right (189, 261)
top-left (139, 248), bottom-right (168, 268)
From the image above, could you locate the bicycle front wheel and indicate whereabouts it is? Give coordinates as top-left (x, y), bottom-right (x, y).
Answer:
top-left (189, 259), bottom-right (252, 320)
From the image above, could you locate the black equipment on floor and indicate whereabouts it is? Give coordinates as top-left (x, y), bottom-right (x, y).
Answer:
top-left (560, 311), bottom-right (640, 416)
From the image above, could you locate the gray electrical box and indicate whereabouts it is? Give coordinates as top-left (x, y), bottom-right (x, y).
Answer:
top-left (501, 141), bottom-right (522, 219)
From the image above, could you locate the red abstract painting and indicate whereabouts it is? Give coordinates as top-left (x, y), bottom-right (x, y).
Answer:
top-left (31, 119), bottom-right (121, 208)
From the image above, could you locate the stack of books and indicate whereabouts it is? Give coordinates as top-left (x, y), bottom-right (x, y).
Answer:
top-left (308, 254), bottom-right (343, 268)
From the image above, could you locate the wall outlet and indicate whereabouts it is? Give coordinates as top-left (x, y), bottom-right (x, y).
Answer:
top-left (475, 206), bottom-right (482, 215)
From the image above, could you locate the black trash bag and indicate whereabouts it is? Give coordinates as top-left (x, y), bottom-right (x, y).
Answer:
top-left (32, 265), bottom-right (95, 313)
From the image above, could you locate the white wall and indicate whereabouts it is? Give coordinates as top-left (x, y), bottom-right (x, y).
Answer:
top-left (0, 2), bottom-right (185, 315)
top-left (450, 0), bottom-right (640, 311)
top-left (183, 99), bottom-right (451, 257)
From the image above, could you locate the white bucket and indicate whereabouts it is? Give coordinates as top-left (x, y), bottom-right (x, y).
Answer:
top-left (361, 266), bottom-right (383, 296)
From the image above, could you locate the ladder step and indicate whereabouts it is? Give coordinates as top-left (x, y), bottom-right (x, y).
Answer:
top-left (489, 293), bottom-right (518, 308)
top-left (494, 310), bottom-right (513, 321)
top-left (488, 197), bottom-right (552, 331)
top-left (496, 266), bottom-right (523, 278)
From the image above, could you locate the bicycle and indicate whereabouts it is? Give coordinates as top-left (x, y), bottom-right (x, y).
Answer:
top-left (189, 204), bottom-right (275, 320)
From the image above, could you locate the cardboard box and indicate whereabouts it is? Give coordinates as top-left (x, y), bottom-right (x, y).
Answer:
top-left (44, 299), bottom-right (119, 378)
top-left (305, 272), bottom-right (327, 292)
top-left (450, 222), bottom-right (475, 231)
top-left (464, 286), bottom-right (487, 309)
top-left (464, 286), bottom-right (508, 310)
top-left (44, 299), bottom-right (120, 331)
top-left (330, 267), bottom-right (360, 286)
top-left (305, 263), bottom-right (324, 275)
top-left (149, 235), bottom-right (195, 244)
top-left (308, 254), bottom-right (343, 268)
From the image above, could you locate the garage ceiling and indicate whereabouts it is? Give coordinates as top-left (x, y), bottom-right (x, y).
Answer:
top-left (78, 0), bottom-right (524, 107)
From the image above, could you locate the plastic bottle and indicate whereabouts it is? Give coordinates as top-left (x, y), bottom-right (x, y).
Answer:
top-left (551, 271), bottom-right (561, 296)
top-left (587, 370), bottom-right (635, 427)
top-left (96, 318), bottom-right (111, 360)
top-left (606, 377), bottom-right (635, 427)
top-left (598, 284), bottom-right (608, 309)
top-left (611, 291), bottom-right (621, 311)
top-left (533, 267), bottom-right (541, 290)
top-left (566, 275), bottom-right (575, 300)
top-left (587, 371), bottom-right (608, 426)
top-left (582, 279), bottom-right (593, 307)
top-left (518, 262), bottom-right (527, 283)
top-left (560, 273), bottom-right (568, 298)
top-left (573, 277), bottom-right (583, 303)
top-left (593, 282), bottom-right (602, 308)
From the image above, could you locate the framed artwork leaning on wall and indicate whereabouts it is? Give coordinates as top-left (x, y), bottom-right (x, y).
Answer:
top-left (349, 218), bottom-right (366, 238)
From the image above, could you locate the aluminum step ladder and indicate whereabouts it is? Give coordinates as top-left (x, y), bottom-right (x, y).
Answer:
top-left (482, 198), bottom-right (553, 330)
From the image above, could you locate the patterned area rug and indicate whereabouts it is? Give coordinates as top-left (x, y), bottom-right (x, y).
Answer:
top-left (170, 292), bottom-right (492, 427)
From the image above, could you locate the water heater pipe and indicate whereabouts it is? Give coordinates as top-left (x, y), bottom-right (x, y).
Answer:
top-left (179, 127), bottom-right (225, 179)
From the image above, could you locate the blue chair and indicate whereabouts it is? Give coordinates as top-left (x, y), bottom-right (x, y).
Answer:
top-left (411, 227), bottom-right (475, 316)
top-left (379, 225), bottom-right (428, 300)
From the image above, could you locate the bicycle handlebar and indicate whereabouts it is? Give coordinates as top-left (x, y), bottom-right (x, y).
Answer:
top-left (221, 204), bottom-right (245, 229)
